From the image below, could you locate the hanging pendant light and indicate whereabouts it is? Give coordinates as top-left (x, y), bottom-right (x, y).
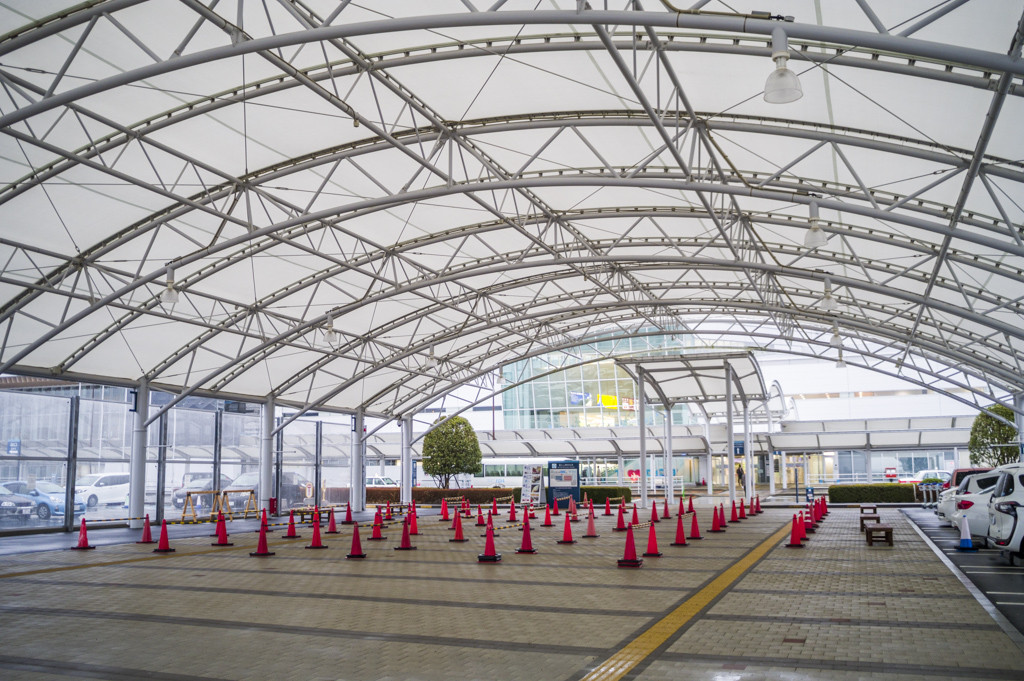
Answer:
top-left (323, 312), bottom-right (338, 347)
top-left (820, 277), bottom-right (838, 312)
top-left (764, 28), bottom-right (803, 104)
top-left (829, 324), bottom-right (842, 348)
top-left (835, 347), bottom-right (847, 369)
top-left (804, 201), bottom-right (827, 248)
top-left (160, 266), bottom-right (179, 305)
top-left (425, 346), bottom-right (438, 370)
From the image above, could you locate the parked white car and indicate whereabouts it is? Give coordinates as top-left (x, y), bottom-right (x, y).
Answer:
top-left (937, 471), bottom-right (1001, 525)
top-left (75, 473), bottom-right (130, 508)
top-left (366, 477), bottom-right (399, 488)
top-left (951, 485), bottom-right (998, 537)
top-left (987, 463), bottom-right (1024, 561)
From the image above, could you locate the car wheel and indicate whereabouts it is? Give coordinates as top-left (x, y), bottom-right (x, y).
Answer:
top-left (36, 504), bottom-right (51, 520)
top-left (87, 495), bottom-right (98, 508)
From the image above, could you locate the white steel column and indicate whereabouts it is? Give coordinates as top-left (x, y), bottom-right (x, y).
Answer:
top-left (663, 404), bottom-right (674, 508)
top-left (617, 454), bottom-right (624, 485)
top-left (260, 396), bottom-right (274, 514)
top-left (351, 409), bottom-right (365, 512)
top-left (726, 363), bottom-right (736, 504)
top-left (743, 402), bottom-right (752, 502)
top-left (767, 404), bottom-right (776, 496)
top-left (128, 379), bottom-right (149, 529)
top-left (400, 414), bottom-right (413, 505)
top-left (781, 450), bottom-right (788, 489)
top-left (1015, 392), bottom-right (1024, 462)
top-left (638, 366), bottom-right (647, 509)
top-left (865, 448), bottom-right (873, 484)
top-left (703, 418), bottom-right (713, 497)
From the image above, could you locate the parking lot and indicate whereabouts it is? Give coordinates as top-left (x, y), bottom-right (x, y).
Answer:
top-left (905, 507), bottom-right (1024, 638)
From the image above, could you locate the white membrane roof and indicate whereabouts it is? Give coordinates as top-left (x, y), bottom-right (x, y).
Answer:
top-left (0, 1), bottom-right (1022, 427)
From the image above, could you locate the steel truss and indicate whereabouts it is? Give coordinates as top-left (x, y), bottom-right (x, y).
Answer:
top-left (0, 1), bottom-right (1021, 430)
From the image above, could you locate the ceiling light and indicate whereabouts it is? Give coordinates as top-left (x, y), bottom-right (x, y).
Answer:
top-left (835, 348), bottom-right (847, 369)
top-left (160, 266), bottom-right (179, 305)
top-left (804, 201), bottom-right (827, 248)
top-left (764, 28), bottom-right (803, 104)
top-left (425, 346), bottom-right (438, 370)
top-left (323, 312), bottom-right (338, 347)
top-left (820, 277), bottom-right (838, 312)
top-left (829, 324), bottom-right (842, 348)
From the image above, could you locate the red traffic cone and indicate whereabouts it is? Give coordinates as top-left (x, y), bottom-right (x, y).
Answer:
top-left (341, 503), bottom-right (354, 525)
top-left (552, 497), bottom-right (561, 516)
top-left (137, 514), bottom-right (155, 544)
top-left (325, 508), bottom-right (339, 534)
top-left (70, 517), bottom-right (95, 550)
top-left (528, 503), bottom-right (536, 519)
top-left (439, 498), bottom-right (450, 522)
top-left (755, 495), bottom-right (762, 515)
top-left (803, 509), bottom-right (816, 534)
top-left (677, 498), bottom-right (686, 517)
top-left (250, 514), bottom-right (275, 557)
top-left (730, 500), bottom-right (740, 523)
top-left (516, 516), bottom-right (537, 553)
top-left (662, 498), bottom-right (671, 519)
top-left (739, 499), bottom-right (747, 520)
top-left (604, 498), bottom-right (612, 516)
top-left (583, 508), bottom-right (599, 538)
top-left (394, 516), bottom-right (416, 551)
top-left (409, 504), bottom-right (420, 536)
top-left (688, 496), bottom-right (695, 514)
top-left (492, 497), bottom-right (498, 516)
top-left (570, 498), bottom-right (579, 523)
top-left (283, 510), bottom-right (302, 539)
top-left (305, 513), bottom-right (327, 549)
top-left (689, 511), bottom-right (703, 540)
top-left (212, 512), bottom-right (233, 546)
top-left (719, 503), bottom-right (727, 529)
top-left (449, 510), bottom-right (468, 542)
top-left (369, 512), bottom-right (386, 541)
top-left (785, 514), bottom-right (804, 548)
top-left (542, 504), bottom-right (554, 527)
top-left (385, 501), bottom-right (393, 521)
top-left (588, 500), bottom-right (595, 520)
top-left (798, 512), bottom-right (809, 541)
top-left (709, 505), bottom-right (724, 533)
top-left (631, 504), bottom-right (639, 526)
top-left (617, 524), bottom-right (643, 568)
top-left (822, 497), bottom-right (829, 515)
top-left (650, 504), bottom-right (660, 524)
top-left (509, 499), bottom-right (517, 522)
top-left (346, 522), bottom-right (366, 559)
top-left (643, 522), bottom-right (662, 557)
top-left (670, 513), bottom-right (688, 546)
top-left (478, 522), bottom-right (501, 563)
top-left (153, 519), bottom-right (175, 553)
top-left (256, 508), bottom-right (274, 533)
top-left (482, 511), bottom-right (500, 538)
top-left (476, 504), bottom-right (486, 527)
top-left (613, 504), bottom-right (627, 531)
top-left (557, 511), bottom-right (576, 544)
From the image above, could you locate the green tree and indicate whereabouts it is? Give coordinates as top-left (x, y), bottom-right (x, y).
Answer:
top-left (421, 416), bottom-right (483, 488)
top-left (969, 404), bottom-right (1020, 467)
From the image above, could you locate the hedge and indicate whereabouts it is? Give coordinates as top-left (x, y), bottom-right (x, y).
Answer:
top-left (363, 486), bottom-right (633, 506)
top-left (828, 484), bottom-right (916, 503)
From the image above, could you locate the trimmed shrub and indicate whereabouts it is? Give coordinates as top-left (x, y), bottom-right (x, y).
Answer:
top-left (580, 486), bottom-right (632, 504)
top-left (363, 486), bottom-right (633, 506)
top-left (828, 484), bottom-right (916, 504)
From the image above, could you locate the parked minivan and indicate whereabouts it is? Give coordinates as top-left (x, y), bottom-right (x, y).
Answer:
top-left (986, 463), bottom-right (1024, 562)
top-left (75, 473), bottom-right (130, 508)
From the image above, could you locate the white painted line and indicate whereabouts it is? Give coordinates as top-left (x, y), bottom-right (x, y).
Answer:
top-left (995, 602), bottom-right (1024, 606)
top-left (988, 592), bottom-right (1024, 596)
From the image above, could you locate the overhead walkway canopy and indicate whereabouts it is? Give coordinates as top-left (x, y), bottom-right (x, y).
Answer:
top-left (761, 416), bottom-right (974, 453)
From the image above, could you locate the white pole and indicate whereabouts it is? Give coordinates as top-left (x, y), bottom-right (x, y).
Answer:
top-left (128, 379), bottom-right (149, 529)
top-left (767, 403), bottom-right (776, 496)
top-left (638, 367), bottom-right (647, 509)
top-left (743, 402), bottom-right (752, 502)
top-left (350, 409), bottom-right (365, 512)
top-left (400, 414), bottom-right (413, 504)
top-left (664, 403), bottom-right (674, 507)
top-left (726, 363), bottom-right (736, 505)
top-left (260, 396), bottom-right (274, 514)
top-left (703, 418), bottom-right (712, 497)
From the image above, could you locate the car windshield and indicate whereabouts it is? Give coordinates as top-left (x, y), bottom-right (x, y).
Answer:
top-left (34, 482), bottom-right (63, 494)
top-left (76, 475), bottom-right (101, 486)
top-left (381, 478), bottom-right (397, 485)
top-left (228, 473), bottom-right (258, 488)
top-left (0, 485), bottom-right (12, 495)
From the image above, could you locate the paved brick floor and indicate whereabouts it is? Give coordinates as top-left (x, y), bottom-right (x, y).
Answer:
top-left (0, 505), bottom-right (1022, 680)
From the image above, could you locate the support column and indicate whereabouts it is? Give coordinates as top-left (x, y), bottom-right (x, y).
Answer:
top-left (350, 409), bottom-right (365, 512)
top-left (314, 420), bottom-right (323, 505)
top-left (128, 379), bottom-right (149, 529)
top-left (638, 367), bottom-right (647, 509)
top-left (260, 396), bottom-right (274, 514)
top-left (400, 414), bottom-right (413, 505)
top-left (726, 363), bottom-right (736, 505)
top-left (743, 402), bottom-right (752, 502)
top-left (663, 403), bottom-right (674, 508)
top-left (865, 447), bottom-right (873, 484)
top-left (156, 413), bottom-right (168, 524)
top-left (63, 396), bottom-right (80, 533)
top-left (766, 404), bottom-right (775, 496)
top-left (703, 418), bottom-right (712, 497)
top-left (617, 454), bottom-right (624, 485)
top-left (212, 409), bottom-right (222, 498)
top-left (781, 449), bottom-right (788, 489)
top-left (1015, 392), bottom-right (1024, 463)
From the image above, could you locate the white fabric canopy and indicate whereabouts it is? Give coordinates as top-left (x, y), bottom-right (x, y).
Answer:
top-left (0, 1), bottom-right (1021, 427)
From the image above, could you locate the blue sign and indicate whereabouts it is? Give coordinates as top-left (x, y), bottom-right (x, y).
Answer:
top-left (569, 391), bottom-right (591, 405)
top-left (7, 440), bottom-right (20, 456)
top-left (805, 487), bottom-right (814, 503)
top-left (733, 441), bottom-right (744, 456)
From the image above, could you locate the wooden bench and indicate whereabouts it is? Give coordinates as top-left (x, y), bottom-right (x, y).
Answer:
top-left (859, 513), bottom-right (881, 531)
top-left (865, 524), bottom-right (894, 546)
top-left (860, 504), bottom-right (878, 514)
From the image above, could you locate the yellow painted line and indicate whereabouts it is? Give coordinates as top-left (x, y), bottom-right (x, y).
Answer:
top-left (581, 522), bottom-right (792, 681)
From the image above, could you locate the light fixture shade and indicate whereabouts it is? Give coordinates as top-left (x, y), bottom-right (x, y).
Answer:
top-left (425, 355), bottom-right (438, 370)
top-left (820, 294), bottom-right (838, 312)
top-left (323, 327), bottom-right (338, 346)
top-left (764, 64), bottom-right (803, 104)
top-left (160, 286), bottom-right (179, 305)
top-left (804, 224), bottom-right (827, 248)
top-left (835, 358), bottom-right (847, 369)
top-left (829, 331), bottom-right (842, 348)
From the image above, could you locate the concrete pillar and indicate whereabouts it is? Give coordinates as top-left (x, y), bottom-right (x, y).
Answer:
top-left (400, 415), bottom-right (413, 504)
top-left (128, 379), bottom-right (149, 529)
top-left (617, 454), bottom-right (624, 485)
top-left (1015, 392), bottom-right (1024, 463)
top-left (350, 409), bottom-right (365, 512)
top-left (781, 449), bottom-right (788, 489)
top-left (865, 448), bottom-right (873, 484)
top-left (767, 404), bottom-right (776, 496)
top-left (638, 367), bottom-right (647, 509)
top-left (260, 396), bottom-right (274, 513)
top-left (726, 363), bottom-right (736, 504)
top-left (743, 403), bottom-right (753, 501)
top-left (703, 419), bottom-right (712, 497)
top-left (663, 403), bottom-right (674, 507)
